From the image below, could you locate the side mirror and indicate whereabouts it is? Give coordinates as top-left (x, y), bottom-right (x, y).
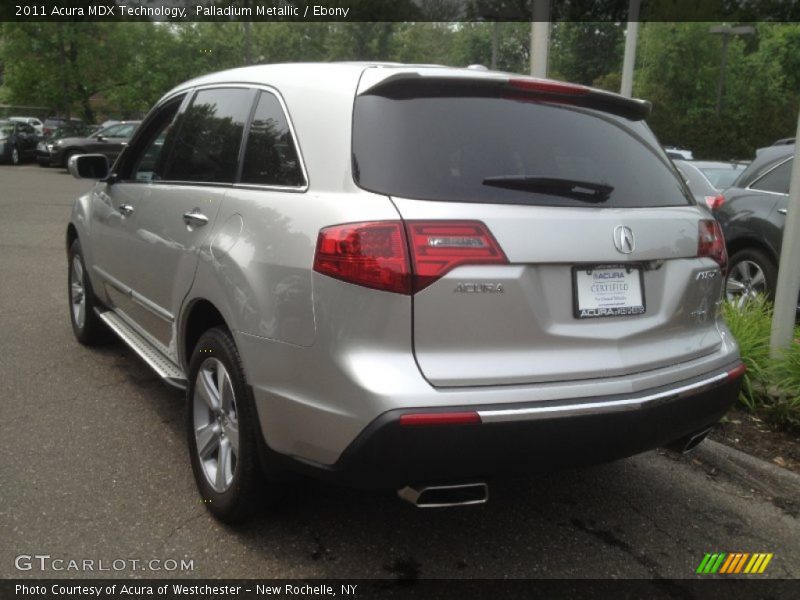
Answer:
top-left (68, 154), bottom-right (110, 180)
top-left (96, 135), bottom-right (105, 142)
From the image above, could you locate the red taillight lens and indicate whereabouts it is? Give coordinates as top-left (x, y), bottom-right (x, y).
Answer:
top-left (698, 219), bottom-right (728, 274)
top-left (314, 220), bottom-right (508, 294)
top-left (313, 221), bottom-right (411, 294)
top-left (405, 221), bottom-right (508, 292)
top-left (727, 363), bottom-right (747, 380)
top-left (399, 412), bottom-right (481, 426)
top-left (706, 194), bottom-right (726, 210)
top-left (508, 78), bottom-right (589, 95)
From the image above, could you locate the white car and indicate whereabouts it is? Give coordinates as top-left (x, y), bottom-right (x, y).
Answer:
top-left (9, 116), bottom-right (44, 136)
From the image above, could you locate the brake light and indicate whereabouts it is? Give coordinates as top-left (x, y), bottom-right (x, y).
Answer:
top-left (508, 78), bottom-right (589, 95)
top-left (405, 221), bottom-right (508, 292)
top-left (313, 220), bottom-right (508, 294)
top-left (697, 219), bottom-right (728, 273)
top-left (706, 194), bottom-right (726, 210)
top-left (399, 411), bottom-right (481, 426)
top-left (313, 221), bottom-right (411, 294)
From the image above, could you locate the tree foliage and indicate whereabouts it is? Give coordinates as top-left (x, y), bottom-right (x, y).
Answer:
top-left (1, 20), bottom-right (798, 160)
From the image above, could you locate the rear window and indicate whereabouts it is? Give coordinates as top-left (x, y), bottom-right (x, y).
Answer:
top-left (353, 87), bottom-right (691, 208)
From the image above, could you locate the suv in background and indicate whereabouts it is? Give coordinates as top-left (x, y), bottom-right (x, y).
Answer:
top-left (9, 116), bottom-right (44, 136)
top-left (38, 121), bottom-right (140, 168)
top-left (713, 144), bottom-right (797, 308)
top-left (66, 63), bottom-right (743, 521)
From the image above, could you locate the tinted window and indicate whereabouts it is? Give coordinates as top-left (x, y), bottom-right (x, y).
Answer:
top-left (750, 159), bottom-right (792, 194)
top-left (128, 98), bottom-right (183, 182)
top-left (163, 88), bottom-right (253, 183)
top-left (353, 88), bottom-right (690, 208)
top-left (240, 91), bottom-right (305, 187)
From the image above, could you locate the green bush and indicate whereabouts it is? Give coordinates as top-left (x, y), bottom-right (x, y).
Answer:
top-left (722, 296), bottom-right (800, 430)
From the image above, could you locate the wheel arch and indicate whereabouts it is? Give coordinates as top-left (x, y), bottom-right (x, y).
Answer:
top-left (725, 237), bottom-right (779, 267)
top-left (180, 298), bottom-right (232, 371)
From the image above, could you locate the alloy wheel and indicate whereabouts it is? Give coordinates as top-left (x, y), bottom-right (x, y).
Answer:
top-left (192, 358), bottom-right (240, 493)
top-left (70, 256), bottom-right (86, 329)
top-left (726, 259), bottom-right (768, 308)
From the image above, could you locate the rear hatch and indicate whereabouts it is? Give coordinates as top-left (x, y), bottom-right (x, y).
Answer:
top-left (352, 71), bottom-right (727, 387)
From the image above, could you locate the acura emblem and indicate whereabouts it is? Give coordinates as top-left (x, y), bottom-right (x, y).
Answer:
top-left (613, 225), bottom-right (635, 254)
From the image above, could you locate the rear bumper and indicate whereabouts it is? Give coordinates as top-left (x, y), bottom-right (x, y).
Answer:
top-left (276, 365), bottom-right (742, 490)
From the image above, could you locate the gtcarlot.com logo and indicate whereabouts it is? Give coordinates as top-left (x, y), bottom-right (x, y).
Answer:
top-left (696, 552), bottom-right (774, 575)
top-left (15, 554), bottom-right (194, 573)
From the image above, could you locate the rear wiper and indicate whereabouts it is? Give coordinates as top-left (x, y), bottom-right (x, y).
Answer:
top-left (482, 176), bottom-right (613, 202)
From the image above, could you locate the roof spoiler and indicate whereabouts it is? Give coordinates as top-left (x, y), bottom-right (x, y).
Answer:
top-left (359, 71), bottom-right (651, 121)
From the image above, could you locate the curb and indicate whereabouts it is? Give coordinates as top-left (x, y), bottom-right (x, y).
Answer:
top-left (690, 439), bottom-right (800, 515)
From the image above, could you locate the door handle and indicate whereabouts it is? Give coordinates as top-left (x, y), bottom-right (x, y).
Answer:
top-left (778, 208), bottom-right (787, 215)
top-left (118, 203), bottom-right (134, 216)
top-left (183, 209), bottom-right (209, 228)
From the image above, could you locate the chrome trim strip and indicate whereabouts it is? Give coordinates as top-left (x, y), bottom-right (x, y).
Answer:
top-left (130, 290), bottom-right (173, 323)
top-left (94, 266), bottom-right (173, 323)
top-left (477, 372), bottom-right (729, 423)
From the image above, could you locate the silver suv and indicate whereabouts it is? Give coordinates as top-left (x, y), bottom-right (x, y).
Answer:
top-left (66, 63), bottom-right (743, 521)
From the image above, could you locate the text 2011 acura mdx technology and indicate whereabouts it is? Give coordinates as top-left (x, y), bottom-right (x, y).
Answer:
top-left (66, 63), bottom-right (744, 521)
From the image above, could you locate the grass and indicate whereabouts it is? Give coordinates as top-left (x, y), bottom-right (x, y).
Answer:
top-left (721, 296), bottom-right (800, 431)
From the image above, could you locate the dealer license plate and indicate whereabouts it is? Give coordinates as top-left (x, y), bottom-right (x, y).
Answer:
top-left (573, 265), bottom-right (645, 319)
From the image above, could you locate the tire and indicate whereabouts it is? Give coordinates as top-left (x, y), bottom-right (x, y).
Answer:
top-left (62, 150), bottom-right (75, 170)
top-left (725, 248), bottom-right (777, 307)
top-left (67, 239), bottom-right (111, 345)
top-left (186, 327), bottom-right (265, 523)
top-left (11, 145), bottom-right (20, 165)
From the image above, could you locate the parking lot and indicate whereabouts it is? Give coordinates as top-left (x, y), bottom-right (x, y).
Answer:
top-left (1, 163), bottom-right (799, 582)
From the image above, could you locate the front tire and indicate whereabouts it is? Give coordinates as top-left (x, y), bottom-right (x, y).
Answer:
top-left (187, 327), bottom-right (265, 523)
top-left (11, 145), bottom-right (20, 165)
top-left (725, 248), bottom-right (777, 307)
top-left (68, 239), bottom-right (110, 345)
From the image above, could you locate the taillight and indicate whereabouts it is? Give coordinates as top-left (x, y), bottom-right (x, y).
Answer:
top-left (313, 221), bottom-right (411, 294)
top-left (313, 220), bottom-right (508, 294)
top-left (698, 219), bottom-right (728, 273)
top-left (405, 221), bottom-right (508, 292)
top-left (706, 194), bottom-right (726, 210)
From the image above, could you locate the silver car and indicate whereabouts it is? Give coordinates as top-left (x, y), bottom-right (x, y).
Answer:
top-left (66, 63), bottom-right (743, 521)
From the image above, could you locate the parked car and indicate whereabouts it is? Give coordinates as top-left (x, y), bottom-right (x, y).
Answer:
top-left (0, 119), bottom-right (39, 164)
top-left (674, 160), bottom-right (748, 208)
top-left (664, 146), bottom-right (694, 160)
top-left (713, 144), bottom-right (797, 308)
top-left (66, 63), bottom-right (743, 521)
top-left (38, 121), bottom-right (140, 168)
top-left (9, 116), bottom-right (44, 136)
top-left (42, 117), bottom-right (85, 138)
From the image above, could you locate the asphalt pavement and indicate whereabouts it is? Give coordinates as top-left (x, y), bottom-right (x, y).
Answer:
top-left (1, 163), bottom-right (799, 583)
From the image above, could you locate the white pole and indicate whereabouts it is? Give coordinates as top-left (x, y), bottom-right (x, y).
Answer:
top-left (769, 111), bottom-right (800, 357)
top-left (620, 0), bottom-right (641, 97)
top-left (530, 0), bottom-right (550, 78)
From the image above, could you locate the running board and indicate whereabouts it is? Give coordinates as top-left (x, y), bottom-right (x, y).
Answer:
top-left (97, 309), bottom-right (187, 390)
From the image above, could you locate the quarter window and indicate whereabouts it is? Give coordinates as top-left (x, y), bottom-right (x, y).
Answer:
top-left (163, 88), bottom-right (254, 184)
top-left (240, 91), bottom-right (305, 187)
top-left (750, 159), bottom-right (792, 194)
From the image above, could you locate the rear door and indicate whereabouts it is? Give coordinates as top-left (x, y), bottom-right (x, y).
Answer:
top-left (352, 78), bottom-right (727, 387)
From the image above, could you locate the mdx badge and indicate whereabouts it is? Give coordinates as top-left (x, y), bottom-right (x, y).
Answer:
top-left (454, 283), bottom-right (505, 294)
top-left (613, 225), bottom-right (635, 254)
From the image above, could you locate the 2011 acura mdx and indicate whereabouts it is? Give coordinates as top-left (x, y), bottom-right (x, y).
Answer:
top-left (66, 63), bottom-right (744, 521)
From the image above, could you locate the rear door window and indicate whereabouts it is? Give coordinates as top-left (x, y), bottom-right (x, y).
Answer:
top-left (750, 159), bottom-right (792, 194)
top-left (163, 87), bottom-right (254, 184)
top-left (353, 85), bottom-right (691, 208)
top-left (240, 91), bottom-right (305, 187)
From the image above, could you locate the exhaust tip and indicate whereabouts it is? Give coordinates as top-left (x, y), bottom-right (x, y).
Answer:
top-left (398, 483), bottom-right (489, 508)
top-left (666, 427), bottom-right (712, 454)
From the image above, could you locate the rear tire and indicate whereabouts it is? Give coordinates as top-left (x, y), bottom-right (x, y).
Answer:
top-left (11, 145), bottom-right (20, 165)
top-left (725, 248), bottom-right (777, 307)
top-left (187, 327), bottom-right (266, 523)
top-left (68, 239), bottom-right (110, 345)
